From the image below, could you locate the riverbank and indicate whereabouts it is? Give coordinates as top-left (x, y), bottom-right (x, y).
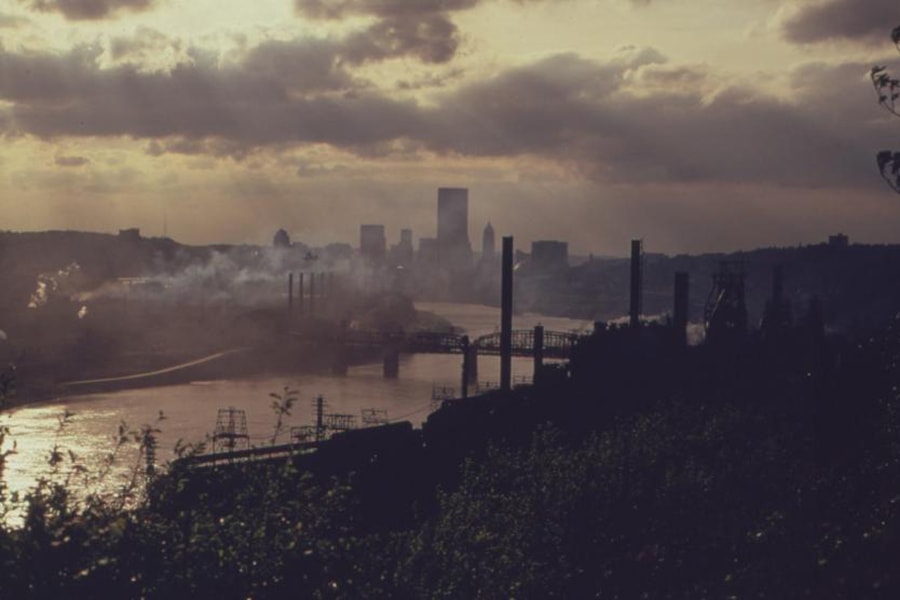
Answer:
top-left (2, 307), bottom-right (457, 411)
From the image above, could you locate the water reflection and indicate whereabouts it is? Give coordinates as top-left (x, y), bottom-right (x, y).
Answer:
top-left (1, 303), bottom-right (590, 498)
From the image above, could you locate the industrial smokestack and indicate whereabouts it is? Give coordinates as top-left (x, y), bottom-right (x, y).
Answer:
top-left (288, 273), bottom-right (294, 319)
top-left (501, 236), bottom-right (513, 392)
top-left (673, 272), bottom-right (689, 347)
top-left (630, 239), bottom-right (643, 328)
top-left (772, 264), bottom-right (784, 303)
top-left (298, 273), bottom-right (305, 318)
top-left (310, 272), bottom-right (316, 318)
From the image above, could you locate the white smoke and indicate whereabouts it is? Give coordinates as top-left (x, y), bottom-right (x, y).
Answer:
top-left (27, 262), bottom-right (84, 309)
top-left (74, 248), bottom-right (342, 308)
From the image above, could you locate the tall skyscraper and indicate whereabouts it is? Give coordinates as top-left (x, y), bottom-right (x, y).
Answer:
top-left (359, 224), bottom-right (386, 261)
top-left (437, 187), bottom-right (472, 267)
top-left (482, 222), bottom-right (495, 261)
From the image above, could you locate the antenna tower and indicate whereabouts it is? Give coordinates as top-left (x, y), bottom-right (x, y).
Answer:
top-left (212, 407), bottom-right (250, 453)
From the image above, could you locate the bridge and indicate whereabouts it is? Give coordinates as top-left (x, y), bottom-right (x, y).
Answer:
top-left (289, 325), bottom-right (580, 395)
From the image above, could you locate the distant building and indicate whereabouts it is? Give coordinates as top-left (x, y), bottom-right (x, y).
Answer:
top-left (119, 228), bottom-right (141, 241)
top-left (418, 237), bottom-right (439, 264)
top-left (828, 233), bottom-right (849, 248)
top-left (437, 187), bottom-right (472, 267)
top-left (273, 229), bottom-right (291, 248)
top-left (360, 224), bottom-right (386, 261)
top-left (531, 240), bottom-right (568, 271)
top-left (389, 228), bottom-right (414, 266)
top-left (482, 222), bottom-right (495, 261)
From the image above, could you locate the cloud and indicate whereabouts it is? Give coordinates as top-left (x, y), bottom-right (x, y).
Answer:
top-left (344, 14), bottom-right (461, 64)
top-left (295, 0), bottom-right (480, 19)
top-left (0, 12), bottom-right (31, 28)
top-left (0, 39), bottom-right (891, 190)
top-left (781, 0), bottom-right (900, 44)
top-left (109, 27), bottom-right (181, 64)
top-left (54, 154), bottom-right (89, 167)
top-left (421, 52), bottom-right (890, 188)
top-left (21, 0), bottom-right (157, 20)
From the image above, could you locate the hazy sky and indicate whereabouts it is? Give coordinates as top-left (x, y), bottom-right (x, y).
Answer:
top-left (1, 0), bottom-right (899, 255)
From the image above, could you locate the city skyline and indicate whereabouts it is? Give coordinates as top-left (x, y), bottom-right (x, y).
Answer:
top-left (0, 1), bottom-right (899, 254)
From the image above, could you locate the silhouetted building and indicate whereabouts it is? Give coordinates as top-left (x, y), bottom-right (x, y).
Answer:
top-left (828, 233), bottom-right (849, 248)
top-left (418, 237), bottom-right (438, 264)
top-left (359, 225), bottom-right (386, 261)
top-left (389, 228), bottom-right (414, 266)
top-left (482, 222), bottom-right (495, 261)
top-left (119, 228), bottom-right (141, 241)
top-left (437, 187), bottom-right (472, 267)
top-left (273, 229), bottom-right (290, 248)
top-left (531, 240), bottom-right (568, 271)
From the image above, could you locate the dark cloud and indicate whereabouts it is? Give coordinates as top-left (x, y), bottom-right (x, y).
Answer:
top-left (54, 154), bottom-right (89, 167)
top-left (0, 40), bottom-right (889, 189)
top-left (295, 0), bottom-right (479, 19)
top-left (22, 0), bottom-right (156, 20)
top-left (344, 14), bottom-right (460, 64)
top-left (421, 52), bottom-right (888, 188)
top-left (781, 0), bottom-right (900, 44)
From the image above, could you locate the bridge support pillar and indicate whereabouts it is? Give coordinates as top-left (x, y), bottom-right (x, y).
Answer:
top-left (383, 345), bottom-right (400, 379)
top-left (532, 325), bottom-right (544, 384)
top-left (466, 346), bottom-right (478, 386)
top-left (461, 336), bottom-right (478, 398)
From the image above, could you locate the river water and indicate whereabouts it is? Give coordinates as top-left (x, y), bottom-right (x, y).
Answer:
top-left (0, 303), bottom-right (591, 498)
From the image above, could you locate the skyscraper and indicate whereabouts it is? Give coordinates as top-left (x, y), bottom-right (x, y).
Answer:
top-left (482, 222), bottom-right (495, 261)
top-left (437, 187), bottom-right (472, 267)
top-left (359, 224), bottom-right (386, 261)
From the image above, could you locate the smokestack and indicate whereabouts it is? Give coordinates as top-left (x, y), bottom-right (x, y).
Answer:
top-left (772, 264), bottom-right (784, 303)
top-left (630, 239), bottom-right (643, 328)
top-left (298, 273), bottom-right (305, 318)
top-left (288, 273), bottom-right (294, 319)
top-left (310, 272), bottom-right (316, 318)
top-left (673, 272), bottom-right (689, 347)
top-left (501, 236), bottom-right (513, 392)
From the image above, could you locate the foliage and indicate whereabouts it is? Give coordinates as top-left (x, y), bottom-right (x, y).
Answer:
top-left (872, 26), bottom-right (900, 192)
top-left (2, 327), bottom-right (900, 598)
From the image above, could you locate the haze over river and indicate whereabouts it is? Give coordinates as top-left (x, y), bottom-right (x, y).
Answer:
top-left (1, 303), bottom-right (591, 498)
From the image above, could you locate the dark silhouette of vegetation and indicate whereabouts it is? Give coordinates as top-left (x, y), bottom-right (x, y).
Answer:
top-left (1, 308), bottom-right (900, 597)
top-left (873, 25), bottom-right (900, 192)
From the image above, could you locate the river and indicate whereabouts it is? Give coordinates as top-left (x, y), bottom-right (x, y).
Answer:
top-left (0, 303), bottom-right (591, 499)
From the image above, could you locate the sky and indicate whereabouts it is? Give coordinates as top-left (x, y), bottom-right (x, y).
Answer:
top-left (1, 0), bottom-right (899, 255)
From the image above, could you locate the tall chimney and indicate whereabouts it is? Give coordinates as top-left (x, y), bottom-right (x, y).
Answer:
top-left (500, 236), bottom-right (513, 392)
top-left (288, 273), bottom-right (294, 319)
top-left (298, 273), bottom-right (305, 318)
top-left (630, 239), bottom-right (643, 328)
top-left (310, 272), bottom-right (316, 318)
top-left (673, 272), bottom-right (689, 347)
top-left (772, 264), bottom-right (784, 303)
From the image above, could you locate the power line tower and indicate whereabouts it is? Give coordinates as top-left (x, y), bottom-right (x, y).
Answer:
top-left (212, 407), bottom-right (250, 453)
top-left (704, 261), bottom-right (747, 346)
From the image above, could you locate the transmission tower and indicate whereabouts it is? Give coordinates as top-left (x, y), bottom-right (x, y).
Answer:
top-left (704, 261), bottom-right (747, 346)
top-left (212, 407), bottom-right (250, 453)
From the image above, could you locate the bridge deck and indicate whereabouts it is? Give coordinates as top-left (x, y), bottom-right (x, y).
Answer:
top-left (289, 328), bottom-right (579, 357)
